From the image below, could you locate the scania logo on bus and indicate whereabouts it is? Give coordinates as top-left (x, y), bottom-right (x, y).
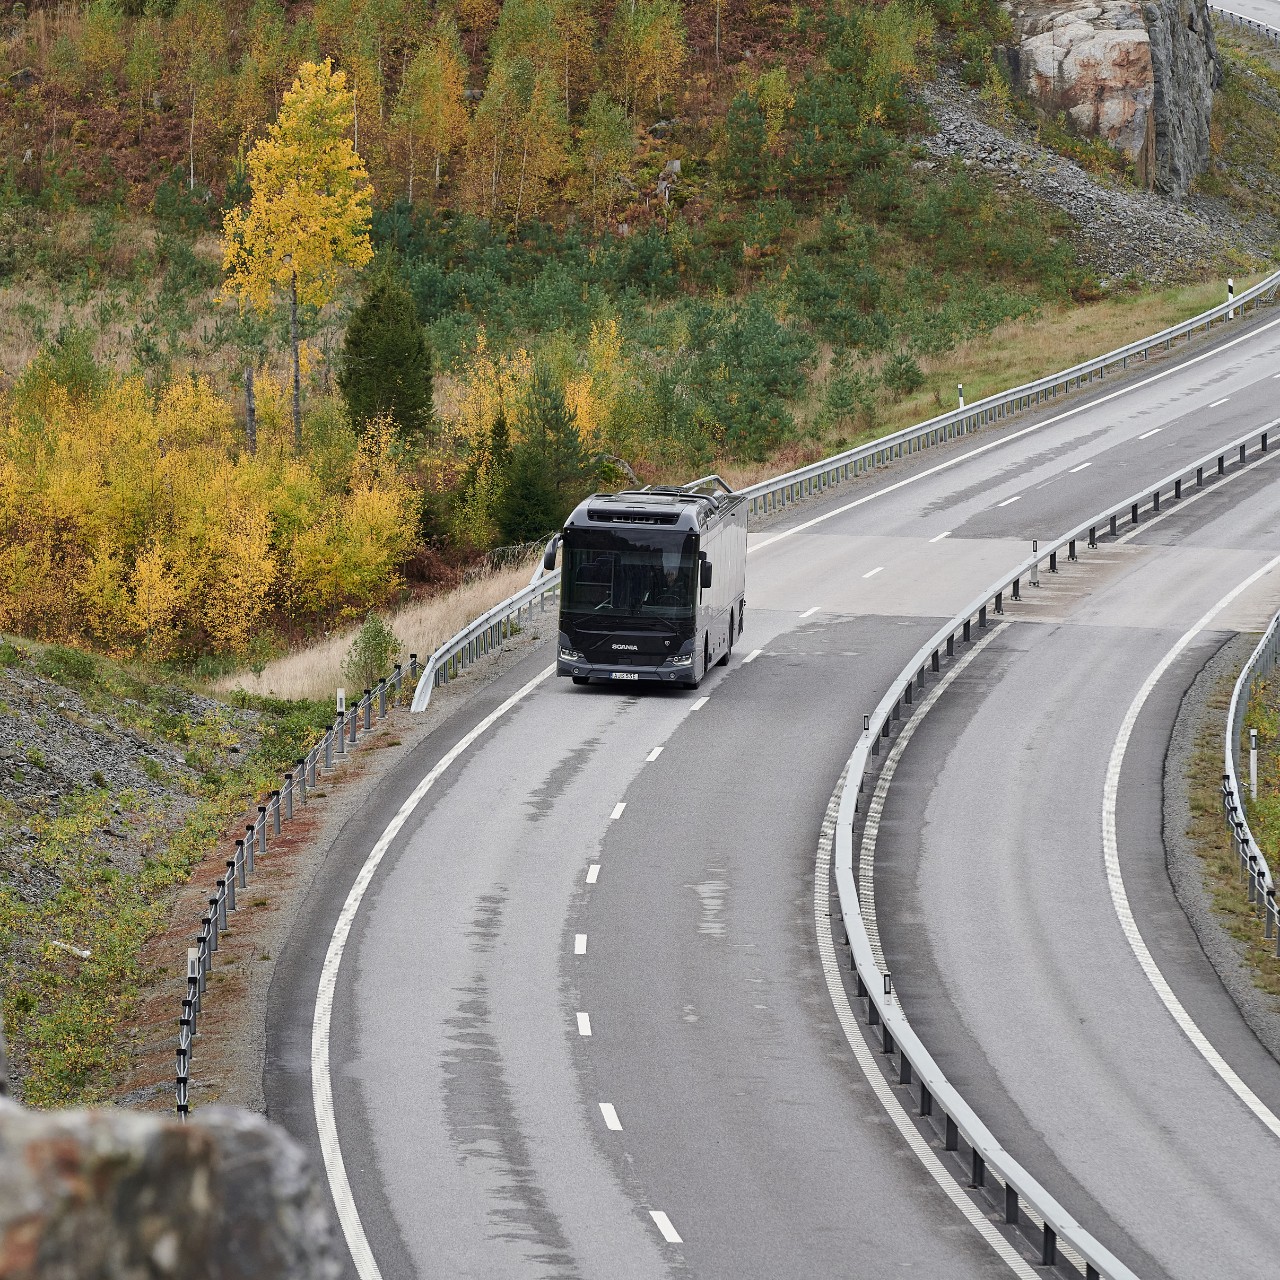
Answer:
top-left (611, 644), bottom-right (638, 651)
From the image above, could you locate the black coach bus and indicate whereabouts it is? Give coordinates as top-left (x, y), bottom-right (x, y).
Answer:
top-left (544, 481), bottom-right (747, 689)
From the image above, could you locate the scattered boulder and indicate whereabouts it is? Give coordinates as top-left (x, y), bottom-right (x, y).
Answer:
top-left (0, 1033), bottom-right (341, 1280)
top-left (1005, 0), bottom-right (1220, 194)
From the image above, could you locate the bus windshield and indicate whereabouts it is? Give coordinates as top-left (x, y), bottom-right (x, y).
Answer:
top-left (563, 530), bottom-right (698, 620)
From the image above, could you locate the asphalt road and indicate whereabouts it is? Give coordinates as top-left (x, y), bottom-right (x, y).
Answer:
top-left (264, 306), bottom-right (1280, 1279)
top-left (875, 459), bottom-right (1280, 1280)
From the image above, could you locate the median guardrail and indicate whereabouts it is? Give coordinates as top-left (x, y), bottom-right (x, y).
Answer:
top-left (1222, 608), bottom-right (1280, 953)
top-left (1214, 6), bottom-right (1280, 44)
top-left (829, 418), bottom-right (1278, 1278)
top-left (175, 660), bottom-right (416, 1116)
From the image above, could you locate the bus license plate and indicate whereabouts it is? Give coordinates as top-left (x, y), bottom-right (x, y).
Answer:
top-left (611, 672), bottom-right (639, 681)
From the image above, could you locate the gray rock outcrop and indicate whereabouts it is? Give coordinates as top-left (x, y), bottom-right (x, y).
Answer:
top-left (0, 1041), bottom-right (341, 1280)
top-left (1005, 0), bottom-right (1221, 194)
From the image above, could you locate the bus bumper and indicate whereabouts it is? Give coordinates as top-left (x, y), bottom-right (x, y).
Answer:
top-left (556, 660), bottom-right (689, 684)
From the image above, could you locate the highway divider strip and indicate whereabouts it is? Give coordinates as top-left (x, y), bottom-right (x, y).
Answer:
top-left (825, 419), bottom-right (1280, 1279)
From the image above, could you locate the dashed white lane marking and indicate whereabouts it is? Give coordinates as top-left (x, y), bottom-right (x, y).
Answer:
top-left (646, 746), bottom-right (664, 762)
top-left (928, 530), bottom-right (951, 543)
top-left (997, 495), bottom-right (1022, 507)
top-left (1138, 428), bottom-right (1162, 440)
top-left (742, 648), bottom-right (763, 664)
top-left (1103, 549), bottom-right (1280, 1141)
top-left (610, 802), bottom-right (626, 820)
top-left (747, 312), bottom-right (1280, 555)
top-left (800, 606), bottom-right (820, 618)
top-left (1069, 462), bottom-right (1092, 473)
top-left (312, 664), bottom-right (556, 1280)
top-left (586, 864), bottom-right (600, 884)
top-left (691, 696), bottom-right (709, 711)
top-left (863, 566), bottom-right (884, 579)
top-left (814, 764), bottom-right (1038, 1278)
top-left (649, 1211), bottom-right (683, 1244)
top-left (577, 1012), bottom-right (592, 1036)
top-left (1209, 397), bottom-right (1231, 407)
top-left (575, 934), bottom-right (587, 955)
top-left (599, 1103), bottom-right (622, 1131)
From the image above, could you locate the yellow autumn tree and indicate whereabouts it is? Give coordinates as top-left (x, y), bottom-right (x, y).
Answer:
top-left (222, 59), bottom-right (374, 451)
top-left (604, 0), bottom-right (686, 121)
top-left (564, 316), bottom-right (625, 449)
top-left (392, 18), bottom-right (469, 200)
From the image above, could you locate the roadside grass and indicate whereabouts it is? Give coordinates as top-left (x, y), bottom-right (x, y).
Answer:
top-left (217, 558), bottom-right (540, 703)
top-left (1187, 670), bottom-right (1280, 1001)
top-left (716, 274), bottom-right (1262, 488)
top-left (0, 637), bottom-right (334, 1105)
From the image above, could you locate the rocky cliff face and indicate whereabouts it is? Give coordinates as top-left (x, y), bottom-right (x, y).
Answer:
top-left (0, 1028), bottom-right (341, 1280)
top-left (1005, 0), bottom-right (1221, 194)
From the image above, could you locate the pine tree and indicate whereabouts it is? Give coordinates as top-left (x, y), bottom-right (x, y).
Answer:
top-left (720, 91), bottom-right (768, 195)
top-left (338, 267), bottom-right (434, 442)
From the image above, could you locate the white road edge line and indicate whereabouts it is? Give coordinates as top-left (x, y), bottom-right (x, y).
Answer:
top-left (575, 934), bottom-right (587, 955)
top-left (1209, 397), bottom-right (1231, 407)
top-left (929, 531), bottom-right (952, 542)
top-left (1103, 550), bottom-right (1280, 1141)
top-left (1138, 428), bottom-right (1162, 440)
top-left (800, 606), bottom-right (820, 618)
top-left (814, 691), bottom-right (1038, 1280)
top-left (577, 1012), bottom-right (592, 1036)
top-left (747, 311), bottom-right (1280, 555)
top-left (863, 566), bottom-right (884, 579)
top-left (649, 1211), bottom-right (683, 1244)
top-left (312, 664), bottom-right (555, 1280)
top-left (610, 802), bottom-right (626, 820)
top-left (691, 696), bottom-right (709, 711)
top-left (646, 746), bottom-right (664, 762)
top-left (742, 648), bottom-right (763, 664)
top-left (1069, 462), bottom-right (1092, 473)
top-left (997, 495), bottom-right (1022, 507)
top-left (599, 1102), bottom-right (622, 1131)
top-left (586, 864), bottom-right (600, 884)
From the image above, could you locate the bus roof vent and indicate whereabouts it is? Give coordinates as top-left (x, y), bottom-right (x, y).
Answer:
top-left (587, 508), bottom-right (681, 525)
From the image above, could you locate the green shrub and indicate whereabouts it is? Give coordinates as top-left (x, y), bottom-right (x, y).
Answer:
top-left (342, 613), bottom-right (402, 696)
top-left (882, 351), bottom-right (925, 398)
top-left (36, 644), bottom-right (98, 687)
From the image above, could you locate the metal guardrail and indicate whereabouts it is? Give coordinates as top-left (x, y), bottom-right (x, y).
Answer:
top-left (1213, 6), bottom-right (1280, 44)
top-left (409, 572), bottom-right (562, 713)
top-left (175, 660), bottom-right (417, 1116)
top-left (735, 269), bottom-right (1280, 518)
top-left (1222, 608), bottom-right (1280, 951)
top-left (828, 419), bottom-right (1278, 1278)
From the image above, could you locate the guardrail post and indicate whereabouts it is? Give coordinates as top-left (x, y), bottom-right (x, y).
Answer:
top-left (1197, 465), bottom-right (1204, 487)
top-left (1110, 513), bottom-right (1118, 536)
top-left (379, 678), bottom-right (387, 718)
top-left (1012, 578), bottom-right (1020, 601)
top-left (963, 619), bottom-right (971, 642)
top-left (944, 1115), bottom-right (958, 1151)
top-left (1005, 1184), bottom-right (1018, 1224)
top-left (995, 591), bottom-right (1003, 615)
top-left (215, 884), bottom-right (227, 932)
top-left (979, 604), bottom-right (987, 627)
top-left (284, 773), bottom-right (294, 819)
top-left (1042, 1225), bottom-right (1057, 1267)
top-left (1153, 490), bottom-right (1160, 513)
top-left (931, 650), bottom-right (940, 672)
top-left (919, 1083), bottom-right (932, 1116)
top-left (899, 1054), bottom-right (912, 1085)
top-left (946, 634), bottom-right (955, 657)
top-left (1240, 442), bottom-right (1247, 466)
top-left (1131, 502), bottom-right (1139, 525)
top-left (1174, 478), bottom-right (1182, 500)
top-left (364, 691), bottom-right (372, 731)
top-left (1068, 539), bottom-right (1077, 561)
top-left (970, 1150), bottom-right (985, 1188)
top-left (1048, 551), bottom-right (1057, 574)
top-left (410, 653), bottom-right (419, 678)
top-left (225, 862), bottom-right (238, 910)
top-left (271, 790), bottom-right (281, 836)
top-left (335, 716), bottom-right (345, 757)
top-left (1219, 454), bottom-right (1226, 475)
top-left (257, 804), bottom-right (268, 855)
top-left (297, 759), bottom-right (307, 806)
top-left (1264, 432), bottom-right (1269, 453)
top-left (349, 706), bottom-right (358, 747)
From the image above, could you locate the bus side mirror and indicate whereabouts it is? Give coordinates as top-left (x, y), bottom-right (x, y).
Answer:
top-left (543, 535), bottom-right (560, 572)
top-left (700, 559), bottom-right (713, 589)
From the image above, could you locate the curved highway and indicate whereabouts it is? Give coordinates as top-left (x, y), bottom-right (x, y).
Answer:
top-left (264, 306), bottom-right (1280, 1278)
top-left (874, 456), bottom-right (1280, 1279)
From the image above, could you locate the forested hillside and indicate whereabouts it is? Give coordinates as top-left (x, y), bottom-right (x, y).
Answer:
top-left (0, 0), bottom-right (1257, 669)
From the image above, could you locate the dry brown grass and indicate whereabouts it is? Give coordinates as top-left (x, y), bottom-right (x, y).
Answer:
top-left (217, 560), bottom-right (541, 702)
top-left (715, 275), bottom-right (1268, 489)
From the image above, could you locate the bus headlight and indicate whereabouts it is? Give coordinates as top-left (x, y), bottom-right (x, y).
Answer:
top-left (666, 653), bottom-right (693, 667)
top-left (560, 646), bottom-right (584, 661)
